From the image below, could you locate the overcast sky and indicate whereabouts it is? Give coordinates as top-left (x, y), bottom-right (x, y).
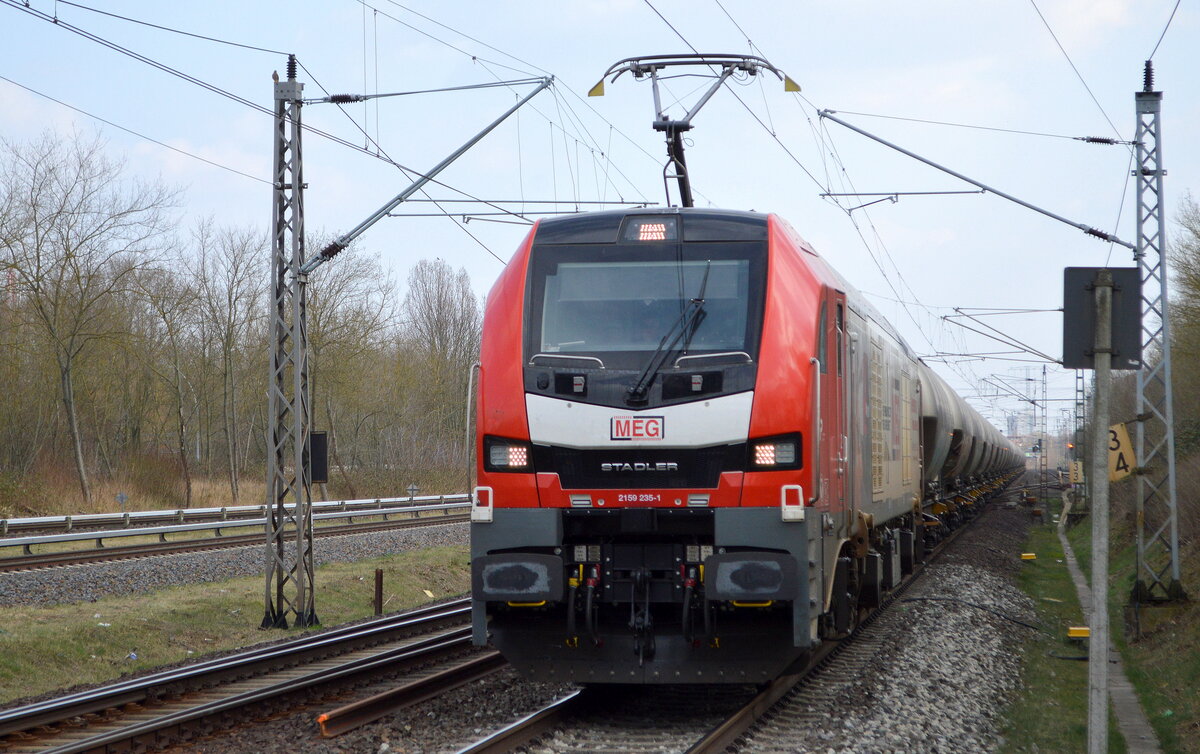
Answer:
top-left (1, 0), bottom-right (1193, 437)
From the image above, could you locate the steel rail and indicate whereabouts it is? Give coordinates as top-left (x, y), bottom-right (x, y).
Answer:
top-left (0, 599), bottom-right (472, 742)
top-left (0, 514), bottom-right (469, 572)
top-left (39, 629), bottom-right (477, 754)
top-left (317, 650), bottom-right (508, 737)
top-left (455, 690), bottom-right (588, 754)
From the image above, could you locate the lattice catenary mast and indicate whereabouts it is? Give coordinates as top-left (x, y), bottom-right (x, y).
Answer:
top-left (1132, 61), bottom-right (1185, 604)
top-left (263, 56), bottom-right (317, 628)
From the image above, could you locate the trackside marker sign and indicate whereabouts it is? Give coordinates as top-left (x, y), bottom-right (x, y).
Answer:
top-left (611, 416), bottom-right (664, 441)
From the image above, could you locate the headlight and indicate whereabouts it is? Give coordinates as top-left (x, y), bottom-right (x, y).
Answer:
top-left (484, 436), bottom-right (532, 472)
top-left (750, 434), bottom-right (801, 469)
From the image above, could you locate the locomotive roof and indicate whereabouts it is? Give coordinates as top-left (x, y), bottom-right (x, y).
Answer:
top-left (533, 207), bottom-right (767, 245)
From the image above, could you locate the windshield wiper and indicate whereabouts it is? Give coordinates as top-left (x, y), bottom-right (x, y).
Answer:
top-left (626, 261), bottom-right (710, 405)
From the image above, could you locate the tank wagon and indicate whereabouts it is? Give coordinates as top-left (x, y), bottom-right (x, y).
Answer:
top-left (469, 208), bottom-right (1022, 683)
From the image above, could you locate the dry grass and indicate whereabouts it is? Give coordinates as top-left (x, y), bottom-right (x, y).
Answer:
top-left (2, 458), bottom-right (268, 517)
top-left (2, 454), bottom-right (472, 519)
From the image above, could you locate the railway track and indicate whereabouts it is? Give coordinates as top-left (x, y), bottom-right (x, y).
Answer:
top-left (456, 483), bottom-right (1015, 754)
top-left (1, 480), bottom-right (1021, 752)
top-left (0, 599), bottom-right (481, 753)
top-left (0, 514), bottom-right (467, 573)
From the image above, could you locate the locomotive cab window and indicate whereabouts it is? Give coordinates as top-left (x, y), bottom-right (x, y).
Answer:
top-left (526, 240), bottom-right (766, 371)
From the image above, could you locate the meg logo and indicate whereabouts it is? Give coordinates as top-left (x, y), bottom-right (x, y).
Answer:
top-left (611, 415), bottom-right (664, 441)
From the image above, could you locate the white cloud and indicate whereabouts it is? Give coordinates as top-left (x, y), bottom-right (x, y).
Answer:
top-left (0, 80), bottom-right (87, 139)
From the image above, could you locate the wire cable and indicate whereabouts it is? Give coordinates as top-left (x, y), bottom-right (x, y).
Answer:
top-left (352, 0), bottom-right (535, 78)
top-left (642, 0), bottom-right (828, 193)
top-left (1027, 0), bottom-right (1124, 142)
top-left (296, 59), bottom-right (510, 265)
top-left (363, 0), bottom-right (672, 199)
top-left (815, 110), bottom-right (1094, 142)
top-left (900, 597), bottom-right (1041, 631)
top-left (0, 0), bottom-right (422, 171)
top-left (0, 74), bottom-right (270, 185)
top-left (1149, 0), bottom-right (1181, 60)
top-left (704, 1), bottom-right (993, 392)
top-left (379, 0), bottom-right (545, 76)
top-left (350, 2), bottom-right (654, 205)
top-left (50, 0), bottom-right (289, 54)
top-left (4, 0), bottom-right (648, 266)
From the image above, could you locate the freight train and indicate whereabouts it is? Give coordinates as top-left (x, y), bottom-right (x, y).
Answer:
top-left (469, 208), bottom-right (1022, 684)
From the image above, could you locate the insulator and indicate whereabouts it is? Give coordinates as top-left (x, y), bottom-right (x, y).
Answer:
top-left (320, 240), bottom-right (347, 260)
top-left (1143, 60), bottom-right (1154, 92)
top-left (287, 55), bottom-right (298, 82)
top-left (1081, 137), bottom-right (1119, 145)
top-left (329, 94), bottom-right (361, 104)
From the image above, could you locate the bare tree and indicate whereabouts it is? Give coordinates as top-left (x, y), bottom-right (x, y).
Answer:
top-left (0, 132), bottom-right (174, 505)
top-left (401, 259), bottom-right (481, 467)
top-left (404, 259), bottom-right (482, 370)
top-left (307, 239), bottom-right (399, 497)
top-left (137, 263), bottom-right (200, 506)
top-left (1172, 193), bottom-right (1200, 338)
top-left (191, 221), bottom-right (265, 503)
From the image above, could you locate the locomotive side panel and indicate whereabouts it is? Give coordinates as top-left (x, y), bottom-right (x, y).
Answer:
top-left (742, 216), bottom-right (822, 513)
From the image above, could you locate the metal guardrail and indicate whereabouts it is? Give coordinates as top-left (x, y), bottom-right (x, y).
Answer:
top-left (0, 494), bottom-right (470, 536)
top-left (0, 498), bottom-right (471, 554)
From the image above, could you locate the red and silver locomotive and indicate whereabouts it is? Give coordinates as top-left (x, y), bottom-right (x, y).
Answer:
top-left (469, 207), bottom-right (1021, 683)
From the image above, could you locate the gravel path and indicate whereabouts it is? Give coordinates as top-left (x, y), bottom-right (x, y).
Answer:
top-left (0, 522), bottom-right (468, 607)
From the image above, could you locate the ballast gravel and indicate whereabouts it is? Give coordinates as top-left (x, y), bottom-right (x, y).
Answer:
top-left (740, 501), bottom-right (1037, 754)
top-left (0, 522), bottom-right (468, 607)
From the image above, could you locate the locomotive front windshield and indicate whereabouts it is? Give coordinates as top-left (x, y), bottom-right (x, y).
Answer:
top-left (527, 242), bottom-right (766, 370)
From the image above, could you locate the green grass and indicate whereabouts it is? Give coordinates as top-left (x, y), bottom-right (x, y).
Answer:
top-left (1000, 503), bottom-right (1126, 753)
top-left (1004, 495), bottom-right (1200, 754)
top-left (0, 545), bottom-right (470, 704)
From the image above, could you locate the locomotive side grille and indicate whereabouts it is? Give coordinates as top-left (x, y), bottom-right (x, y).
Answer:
top-left (533, 443), bottom-right (746, 489)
